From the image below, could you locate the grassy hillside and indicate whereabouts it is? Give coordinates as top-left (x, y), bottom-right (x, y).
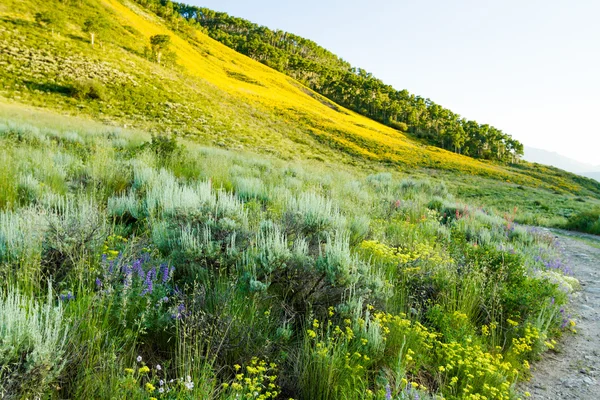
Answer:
top-left (0, 1), bottom-right (596, 398)
top-left (1, 0), bottom-right (600, 203)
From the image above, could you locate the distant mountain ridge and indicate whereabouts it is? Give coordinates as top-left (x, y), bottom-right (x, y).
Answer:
top-left (524, 146), bottom-right (600, 181)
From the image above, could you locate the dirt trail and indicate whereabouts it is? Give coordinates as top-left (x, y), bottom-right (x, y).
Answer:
top-left (521, 229), bottom-right (600, 399)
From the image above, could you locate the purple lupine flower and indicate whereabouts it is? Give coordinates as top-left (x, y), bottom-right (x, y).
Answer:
top-left (160, 264), bottom-right (169, 283)
top-left (95, 277), bottom-right (102, 288)
top-left (141, 279), bottom-right (153, 296)
top-left (60, 292), bottom-right (74, 301)
top-left (132, 259), bottom-right (145, 279)
top-left (173, 303), bottom-right (186, 319)
top-left (385, 384), bottom-right (392, 400)
top-left (123, 266), bottom-right (133, 288)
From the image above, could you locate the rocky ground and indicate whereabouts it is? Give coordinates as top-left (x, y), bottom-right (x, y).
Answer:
top-left (521, 229), bottom-right (600, 399)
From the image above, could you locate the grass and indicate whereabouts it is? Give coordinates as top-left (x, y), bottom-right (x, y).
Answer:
top-left (1, 0), bottom-right (600, 203)
top-left (0, 0), bottom-right (598, 397)
top-left (0, 117), bottom-right (581, 399)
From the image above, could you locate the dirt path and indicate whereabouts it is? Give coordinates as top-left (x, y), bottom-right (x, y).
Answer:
top-left (521, 229), bottom-right (600, 399)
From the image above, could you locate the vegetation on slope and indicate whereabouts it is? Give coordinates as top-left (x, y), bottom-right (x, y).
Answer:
top-left (136, 0), bottom-right (523, 162)
top-left (0, 117), bottom-right (580, 399)
top-left (2, 0), bottom-right (599, 198)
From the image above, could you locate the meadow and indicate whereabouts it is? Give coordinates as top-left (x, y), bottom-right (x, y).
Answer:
top-left (0, 0), bottom-right (598, 398)
top-left (0, 116), bottom-right (580, 399)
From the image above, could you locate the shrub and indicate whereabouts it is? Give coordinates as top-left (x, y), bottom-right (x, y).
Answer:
top-left (43, 197), bottom-right (107, 282)
top-left (70, 79), bottom-right (108, 101)
top-left (0, 284), bottom-right (69, 398)
top-left (564, 208), bottom-right (600, 235)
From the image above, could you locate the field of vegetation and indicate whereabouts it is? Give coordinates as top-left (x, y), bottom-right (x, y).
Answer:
top-left (0, 113), bottom-right (583, 399)
top-left (0, 0), bottom-right (599, 398)
top-left (1, 0), bottom-right (600, 204)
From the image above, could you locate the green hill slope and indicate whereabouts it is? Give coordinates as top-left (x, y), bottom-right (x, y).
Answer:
top-left (0, 0), bottom-right (599, 223)
top-left (0, 1), bottom-right (596, 398)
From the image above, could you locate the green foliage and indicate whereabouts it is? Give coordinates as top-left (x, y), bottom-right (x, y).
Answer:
top-left (0, 283), bottom-right (69, 398)
top-left (138, 0), bottom-right (524, 163)
top-left (149, 34), bottom-right (172, 64)
top-left (564, 208), bottom-right (600, 235)
top-left (0, 117), bottom-right (580, 399)
top-left (34, 10), bottom-right (63, 32)
top-left (70, 79), bottom-right (108, 101)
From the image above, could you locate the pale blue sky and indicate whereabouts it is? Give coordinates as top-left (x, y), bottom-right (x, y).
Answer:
top-left (189, 0), bottom-right (600, 165)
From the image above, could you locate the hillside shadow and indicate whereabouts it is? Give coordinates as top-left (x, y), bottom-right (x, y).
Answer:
top-left (65, 33), bottom-right (90, 45)
top-left (0, 16), bottom-right (37, 28)
top-left (24, 81), bottom-right (72, 96)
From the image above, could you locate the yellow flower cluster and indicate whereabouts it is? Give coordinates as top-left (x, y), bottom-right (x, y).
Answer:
top-left (223, 358), bottom-right (280, 400)
top-left (102, 234), bottom-right (128, 260)
top-left (438, 341), bottom-right (516, 400)
top-left (359, 240), bottom-right (451, 269)
top-left (509, 324), bottom-right (540, 356)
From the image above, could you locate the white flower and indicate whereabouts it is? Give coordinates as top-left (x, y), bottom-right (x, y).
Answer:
top-left (184, 381), bottom-right (194, 390)
top-left (156, 364), bottom-right (162, 371)
top-left (159, 380), bottom-right (164, 386)
top-left (136, 355), bottom-right (142, 363)
top-left (158, 388), bottom-right (164, 394)
top-left (186, 375), bottom-right (192, 382)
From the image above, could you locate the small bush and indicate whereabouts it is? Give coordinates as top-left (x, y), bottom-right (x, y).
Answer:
top-left (0, 284), bottom-right (70, 398)
top-left (70, 79), bottom-right (108, 101)
top-left (564, 208), bottom-right (600, 235)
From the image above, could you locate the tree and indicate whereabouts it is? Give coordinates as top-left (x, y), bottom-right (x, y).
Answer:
top-left (150, 34), bottom-right (171, 64)
top-left (34, 11), bottom-right (63, 35)
top-left (83, 17), bottom-right (105, 46)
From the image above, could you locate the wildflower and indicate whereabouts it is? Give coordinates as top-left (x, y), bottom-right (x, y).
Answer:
top-left (234, 364), bottom-right (241, 371)
top-left (307, 329), bottom-right (317, 339)
top-left (59, 292), bottom-right (74, 301)
top-left (158, 387), bottom-right (164, 393)
top-left (95, 277), bottom-right (102, 288)
top-left (160, 263), bottom-right (170, 283)
top-left (136, 355), bottom-right (142, 363)
top-left (184, 380), bottom-right (194, 390)
top-left (139, 366), bottom-right (150, 374)
top-left (145, 382), bottom-right (155, 392)
top-left (385, 384), bottom-right (392, 400)
top-left (156, 364), bottom-right (162, 371)
top-left (159, 379), bottom-right (164, 386)
top-left (524, 392), bottom-right (531, 397)
top-left (125, 368), bottom-right (134, 374)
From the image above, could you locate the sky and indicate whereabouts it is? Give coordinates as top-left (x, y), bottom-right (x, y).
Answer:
top-left (189, 0), bottom-right (600, 166)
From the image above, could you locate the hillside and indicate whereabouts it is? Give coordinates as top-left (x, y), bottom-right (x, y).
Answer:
top-left (0, 1), bottom-right (597, 399)
top-left (1, 0), bottom-right (600, 203)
